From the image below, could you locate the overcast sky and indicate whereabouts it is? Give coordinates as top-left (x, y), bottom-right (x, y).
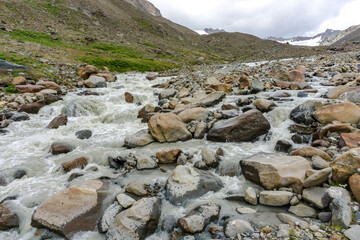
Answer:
top-left (148, 0), bottom-right (360, 38)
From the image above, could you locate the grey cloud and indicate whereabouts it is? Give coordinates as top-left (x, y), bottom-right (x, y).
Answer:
top-left (149, 0), bottom-right (354, 37)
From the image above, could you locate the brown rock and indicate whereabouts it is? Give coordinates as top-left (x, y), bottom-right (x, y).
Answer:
top-left (78, 65), bottom-right (99, 79)
top-left (207, 109), bottom-right (270, 142)
top-left (156, 148), bottom-right (182, 164)
top-left (31, 180), bottom-right (108, 239)
top-left (253, 99), bottom-right (275, 112)
top-left (312, 139), bottom-right (329, 148)
top-left (12, 76), bottom-right (26, 85)
top-left (18, 101), bottom-right (45, 114)
top-left (47, 114), bottom-right (68, 129)
top-left (239, 76), bottom-right (251, 89)
top-left (0, 205), bottom-right (19, 230)
top-left (314, 102), bottom-right (360, 124)
top-left (291, 147), bottom-right (332, 161)
top-left (148, 113), bottom-right (192, 143)
top-left (209, 83), bottom-right (232, 92)
top-left (194, 121), bottom-right (208, 139)
top-left (124, 92), bottom-right (134, 103)
top-left (275, 80), bottom-right (291, 89)
top-left (330, 148), bottom-right (360, 183)
top-left (290, 82), bottom-right (311, 90)
top-left (295, 65), bottom-right (306, 74)
top-left (349, 175), bottom-right (360, 202)
top-left (313, 123), bottom-right (354, 140)
top-left (339, 133), bottom-right (360, 149)
top-left (15, 85), bottom-right (45, 93)
top-left (178, 107), bottom-right (209, 123)
top-left (221, 104), bottom-right (239, 111)
top-left (44, 81), bottom-right (61, 93)
top-left (95, 73), bottom-right (116, 82)
top-left (125, 183), bottom-right (148, 196)
top-left (289, 70), bottom-right (305, 82)
top-left (51, 142), bottom-right (74, 155)
top-left (62, 157), bottom-right (88, 172)
top-left (146, 73), bottom-right (158, 80)
top-left (176, 87), bottom-right (190, 99)
top-left (326, 85), bottom-right (353, 99)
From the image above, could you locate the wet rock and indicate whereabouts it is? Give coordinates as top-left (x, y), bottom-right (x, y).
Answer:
top-left (207, 109), bottom-right (270, 142)
top-left (9, 112), bottom-right (29, 121)
top-left (124, 92), bottom-right (134, 103)
top-left (47, 114), bottom-right (68, 129)
top-left (178, 107), bottom-right (209, 123)
top-left (216, 161), bottom-right (241, 176)
top-left (291, 146), bottom-right (331, 161)
top-left (319, 212), bottom-right (332, 222)
top-left (124, 129), bottom-right (154, 148)
top-left (302, 187), bottom-right (331, 209)
top-left (339, 133), bottom-right (360, 149)
top-left (250, 79), bottom-right (264, 93)
top-left (275, 140), bottom-right (293, 153)
top-left (62, 157), bottom-right (88, 172)
top-left (303, 167), bottom-right (332, 187)
top-left (148, 113), bottom-right (192, 143)
top-left (330, 198), bottom-right (351, 229)
top-left (146, 73), bottom-right (158, 80)
top-left (253, 99), bottom-right (275, 112)
top-left (312, 156), bottom-right (330, 169)
top-left (314, 102), bottom-right (360, 124)
top-left (330, 148), bottom-right (360, 183)
top-left (51, 142), bottom-right (74, 155)
top-left (344, 225), bottom-right (360, 240)
top-left (31, 180), bottom-right (108, 239)
top-left (44, 94), bottom-right (62, 105)
top-left (75, 129), bottom-right (92, 140)
top-left (125, 183), bottom-right (147, 197)
top-left (136, 155), bottom-right (158, 170)
top-left (178, 203), bottom-right (220, 233)
top-left (194, 121), bottom-right (208, 139)
top-left (159, 89), bottom-right (177, 100)
top-left (0, 175), bottom-right (7, 186)
top-left (240, 153), bottom-right (311, 191)
top-left (84, 75), bottom-right (107, 88)
top-left (221, 109), bottom-right (238, 119)
top-left (106, 197), bottom-right (161, 240)
top-left (116, 194), bottom-right (136, 209)
top-left (13, 169), bottom-right (26, 179)
top-left (0, 205), bottom-right (19, 230)
top-left (18, 101), bottom-right (45, 114)
top-left (201, 147), bottom-right (219, 168)
top-left (98, 202), bottom-right (122, 233)
top-left (176, 153), bottom-right (188, 165)
top-left (245, 187), bottom-right (258, 205)
top-left (221, 104), bottom-right (239, 111)
top-left (15, 84), bottom-right (45, 93)
top-left (224, 219), bottom-right (254, 238)
top-left (290, 100), bottom-right (323, 124)
top-left (156, 148), bottom-right (182, 164)
top-left (165, 165), bottom-right (223, 204)
top-left (95, 73), bottom-right (116, 82)
top-left (297, 92), bottom-right (308, 98)
top-left (288, 203), bottom-right (317, 217)
top-left (259, 191), bottom-right (293, 206)
top-left (78, 65), bottom-right (99, 79)
top-left (272, 91), bottom-right (291, 98)
top-left (349, 175), bottom-right (360, 202)
top-left (277, 213), bottom-right (309, 229)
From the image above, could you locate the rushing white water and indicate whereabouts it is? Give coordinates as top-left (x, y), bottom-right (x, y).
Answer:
top-left (0, 67), bottom-right (332, 239)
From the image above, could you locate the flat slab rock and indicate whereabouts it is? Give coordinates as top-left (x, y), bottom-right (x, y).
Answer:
top-left (240, 153), bottom-right (311, 190)
top-left (31, 179), bottom-right (109, 239)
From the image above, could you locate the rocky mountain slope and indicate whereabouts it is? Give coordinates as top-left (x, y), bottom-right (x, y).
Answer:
top-left (0, 0), bottom-right (325, 85)
top-left (321, 24), bottom-right (360, 45)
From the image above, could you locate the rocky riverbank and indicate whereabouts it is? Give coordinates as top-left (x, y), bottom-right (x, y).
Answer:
top-left (1, 51), bottom-right (360, 239)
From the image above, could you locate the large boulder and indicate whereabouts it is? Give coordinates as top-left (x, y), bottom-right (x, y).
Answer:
top-left (78, 65), bottom-right (99, 79)
top-left (253, 99), bottom-right (275, 112)
top-left (290, 100), bottom-right (324, 124)
top-left (207, 109), bottom-right (270, 142)
top-left (165, 165), bottom-right (223, 204)
top-left (106, 197), bottom-right (161, 240)
top-left (124, 129), bottom-right (154, 148)
top-left (177, 107), bottom-right (209, 123)
top-left (148, 113), bottom-right (192, 143)
top-left (84, 76), bottom-right (107, 88)
top-left (314, 102), bottom-right (360, 124)
top-left (240, 153), bottom-right (311, 191)
top-left (31, 180), bottom-right (109, 239)
top-left (330, 148), bottom-right (360, 183)
top-left (18, 101), bottom-right (46, 114)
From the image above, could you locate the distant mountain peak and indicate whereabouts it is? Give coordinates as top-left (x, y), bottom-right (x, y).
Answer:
top-left (194, 28), bottom-right (226, 35)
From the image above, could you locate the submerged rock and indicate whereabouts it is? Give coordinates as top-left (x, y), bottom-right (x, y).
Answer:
top-left (47, 114), bottom-right (68, 129)
top-left (31, 180), bottom-right (109, 239)
top-left (106, 197), bottom-right (161, 240)
top-left (75, 129), bottom-right (92, 139)
top-left (207, 109), bottom-right (270, 142)
top-left (165, 165), bottom-right (223, 204)
top-left (51, 142), bottom-right (74, 155)
top-left (0, 205), bottom-right (19, 230)
top-left (124, 129), bottom-right (154, 148)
